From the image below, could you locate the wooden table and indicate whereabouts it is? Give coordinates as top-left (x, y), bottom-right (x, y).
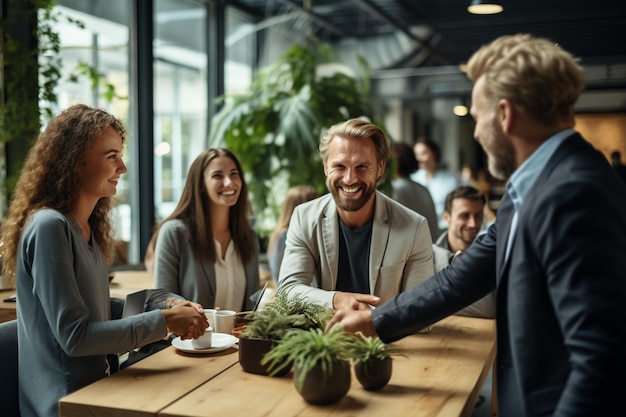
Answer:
top-left (0, 270), bottom-right (154, 323)
top-left (60, 315), bottom-right (496, 417)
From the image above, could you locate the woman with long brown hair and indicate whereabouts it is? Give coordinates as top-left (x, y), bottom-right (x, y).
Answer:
top-left (153, 148), bottom-right (260, 311)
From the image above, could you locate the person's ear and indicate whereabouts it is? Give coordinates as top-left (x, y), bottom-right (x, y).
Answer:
top-left (443, 211), bottom-right (451, 225)
top-left (498, 98), bottom-right (515, 134)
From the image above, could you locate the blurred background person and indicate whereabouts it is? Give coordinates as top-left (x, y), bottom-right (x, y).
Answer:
top-left (390, 141), bottom-right (439, 241)
top-left (153, 148), bottom-right (260, 311)
top-left (0, 104), bottom-right (207, 417)
top-left (267, 185), bottom-right (317, 285)
top-left (432, 185), bottom-right (494, 318)
top-left (411, 137), bottom-right (465, 230)
top-left (611, 150), bottom-right (626, 184)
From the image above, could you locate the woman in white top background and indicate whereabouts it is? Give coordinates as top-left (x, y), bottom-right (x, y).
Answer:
top-left (153, 148), bottom-right (260, 311)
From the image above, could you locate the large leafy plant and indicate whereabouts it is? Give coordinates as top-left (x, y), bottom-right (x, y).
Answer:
top-left (209, 42), bottom-right (377, 234)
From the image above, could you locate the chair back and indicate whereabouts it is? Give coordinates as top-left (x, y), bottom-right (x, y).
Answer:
top-left (0, 319), bottom-right (20, 417)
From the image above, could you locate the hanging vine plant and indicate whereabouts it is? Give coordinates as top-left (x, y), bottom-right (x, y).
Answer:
top-left (0, 0), bottom-right (124, 218)
top-left (209, 42), bottom-right (382, 234)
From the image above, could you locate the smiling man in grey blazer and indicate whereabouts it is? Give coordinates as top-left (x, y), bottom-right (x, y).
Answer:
top-left (277, 119), bottom-right (434, 311)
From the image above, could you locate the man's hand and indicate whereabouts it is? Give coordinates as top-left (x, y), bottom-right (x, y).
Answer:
top-left (162, 302), bottom-right (209, 340)
top-left (332, 291), bottom-right (381, 310)
top-left (325, 308), bottom-right (377, 337)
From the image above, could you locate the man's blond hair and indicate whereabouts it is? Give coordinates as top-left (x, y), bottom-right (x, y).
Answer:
top-left (462, 34), bottom-right (584, 125)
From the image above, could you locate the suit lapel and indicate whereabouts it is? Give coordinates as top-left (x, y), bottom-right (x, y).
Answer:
top-left (369, 193), bottom-right (389, 294)
top-left (199, 258), bottom-right (216, 304)
top-left (321, 200), bottom-right (339, 290)
top-left (496, 192), bottom-right (515, 283)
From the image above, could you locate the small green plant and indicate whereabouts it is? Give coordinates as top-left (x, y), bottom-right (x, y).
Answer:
top-left (262, 324), bottom-right (357, 388)
top-left (240, 292), bottom-right (332, 341)
top-left (350, 332), bottom-right (391, 362)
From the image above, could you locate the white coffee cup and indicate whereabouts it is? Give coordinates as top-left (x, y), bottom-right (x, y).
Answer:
top-left (191, 327), bottom-right (213, 350)
top-left (214, 310), bottom-right (236, 334)
top-left (203, 308), bottom-right (217, 330)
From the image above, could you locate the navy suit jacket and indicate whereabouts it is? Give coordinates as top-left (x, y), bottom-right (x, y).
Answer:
top-left (373, 133), bottom-right (626, 416)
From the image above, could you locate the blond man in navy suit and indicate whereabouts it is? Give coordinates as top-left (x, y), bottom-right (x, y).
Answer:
top-left (277, 119), bottom-right (434, 310)
top-left (328, 34), bottom-right (626, 416)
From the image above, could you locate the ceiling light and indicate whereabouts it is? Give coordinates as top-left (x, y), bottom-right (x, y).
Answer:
top-left (453, 103), bottom-right (469, 117)
top-left (467, 0), bottom-right (503, 15)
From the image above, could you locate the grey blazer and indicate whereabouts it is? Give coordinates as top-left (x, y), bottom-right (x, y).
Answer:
top-left (154, 219), bottom-right (260, 311)
top-left (277, 191), bottom-right (434, 308)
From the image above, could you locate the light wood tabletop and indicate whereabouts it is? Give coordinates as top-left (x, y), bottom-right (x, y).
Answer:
top-left (60, 315), bottom-right (496, 417)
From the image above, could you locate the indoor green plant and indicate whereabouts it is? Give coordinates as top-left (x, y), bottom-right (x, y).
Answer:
top-left (208, 42), bottom-right (379, 235)
top-left (238, 292), bottom-right (332, 376)
top-left (350, 332), bottom-right (393, 390)
top-left (261, 324), bottom-right (357, 404)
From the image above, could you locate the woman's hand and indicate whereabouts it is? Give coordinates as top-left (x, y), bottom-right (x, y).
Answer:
top-left (166, 297), bottom-right (205, 315)
top-left (162, 301), bottom-right (209, 339)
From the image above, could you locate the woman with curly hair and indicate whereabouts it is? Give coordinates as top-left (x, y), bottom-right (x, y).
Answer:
top-left (153, 148), bottom-right (260, 311)
top-left (0, 104), bottom-right (207, 417)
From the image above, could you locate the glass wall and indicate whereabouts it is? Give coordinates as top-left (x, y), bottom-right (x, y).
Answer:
top-left (50, 1), bottom-right (131, 245)
top-left (49, 0), bottom-right (256, 263)
top-left (154, 0), bottom-right (208, 222)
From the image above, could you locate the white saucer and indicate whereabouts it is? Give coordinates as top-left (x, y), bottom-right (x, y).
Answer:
top-left (172, 333), bottom-right (237, 354)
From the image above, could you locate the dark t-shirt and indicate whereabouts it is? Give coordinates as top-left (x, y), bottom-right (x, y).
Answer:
top-left (335, 217), bottom-right (372, 294)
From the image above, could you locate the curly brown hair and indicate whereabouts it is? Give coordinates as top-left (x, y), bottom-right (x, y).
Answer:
top-left (0, 104), bottom-right (127, 280)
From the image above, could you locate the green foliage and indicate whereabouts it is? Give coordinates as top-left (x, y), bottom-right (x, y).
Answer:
top-left (209, 42), bottom-right (379, 233)
top-left (262, 325), bottom-right (358, 389)
top-left (240, 292), bottom-right (332, 341)
top-left (0, 0), bottom-right (125, 213)
top-left (69, 61), bottom-right (127, 103)
top-left (350, 332), bottom-right (391, 362)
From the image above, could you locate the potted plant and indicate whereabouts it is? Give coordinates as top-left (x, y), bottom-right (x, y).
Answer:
top-left (208, 42), bottom-right (381, 235)
top-left (262, 324), bottom-right (357, 405)
top-left (350, 333), bottom-right (393, 390)
top-left (238, 292), bottom-right (331, 376)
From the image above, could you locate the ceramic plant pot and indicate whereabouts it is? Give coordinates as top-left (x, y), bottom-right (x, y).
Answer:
top-left (238, 336), bottom-right (291, 376)
top-left (354, 356), bottom-right (393, 390)
top-left (234, 311), bottom-right (254, 327)
top-left (294, 360), bottom-right (351, 405)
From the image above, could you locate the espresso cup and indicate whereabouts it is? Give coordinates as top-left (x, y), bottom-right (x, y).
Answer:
top-left (191, 327), bottom-right (213, 350)
top-left (214, 310), bottom-right (236, 334)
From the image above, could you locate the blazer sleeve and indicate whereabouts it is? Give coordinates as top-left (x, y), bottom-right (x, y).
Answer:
top-left (277, 205), bottom-right (336, 308)
top-left (399, 216), bottom-right (435, 292)
top-left (153, 220), bottom-right (183, 295)
top-left (373, 221), bottom-right (498, 343)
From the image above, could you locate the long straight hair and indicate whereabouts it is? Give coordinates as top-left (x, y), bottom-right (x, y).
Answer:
top-left (155, 148), bottom-right (255, 263)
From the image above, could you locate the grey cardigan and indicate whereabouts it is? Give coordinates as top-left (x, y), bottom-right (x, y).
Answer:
top-left (153, 219), bottom-right (260, 311)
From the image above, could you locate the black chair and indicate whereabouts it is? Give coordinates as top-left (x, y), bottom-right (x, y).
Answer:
top-left (0, 319), bottom-right (20, 417)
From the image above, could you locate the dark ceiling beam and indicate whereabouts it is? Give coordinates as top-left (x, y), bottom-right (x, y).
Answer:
top-left (350, 0), bottom-right (451, 65)
top-left (284, 0), bottom-right (347, 38)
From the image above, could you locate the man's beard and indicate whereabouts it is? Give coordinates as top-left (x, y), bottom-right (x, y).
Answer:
top-left (327, 178), bottom-right (376, 212)
top-left (485, 122), bottom-right (516, 180)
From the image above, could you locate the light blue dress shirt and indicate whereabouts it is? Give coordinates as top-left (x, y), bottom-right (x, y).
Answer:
top-left (504, 129), bottom-right (575, 261)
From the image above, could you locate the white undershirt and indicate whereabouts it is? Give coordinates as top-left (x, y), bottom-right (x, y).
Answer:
top-left (213, 239), bottom-right (246, 311)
